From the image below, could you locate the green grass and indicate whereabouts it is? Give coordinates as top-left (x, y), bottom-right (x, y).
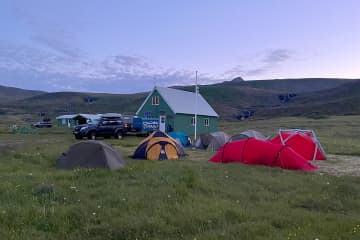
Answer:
top-left (0, 116), bottom-right (360, 239)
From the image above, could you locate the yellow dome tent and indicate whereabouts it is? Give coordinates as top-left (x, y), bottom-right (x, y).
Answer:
top-left (132, 131), bottom-right (186, 160)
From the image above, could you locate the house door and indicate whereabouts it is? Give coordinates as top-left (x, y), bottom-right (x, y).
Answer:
top-left (159, 115), bottom-right (166, 132)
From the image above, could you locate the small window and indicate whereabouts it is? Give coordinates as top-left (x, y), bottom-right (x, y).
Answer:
top-left (152, 96), bottom-right (159, 105)
top-left (144, 111), bottom-right (152, 118)
top-left (191, 117), bottom-right (196, 126)
top-left (204, 118), bottom-right (209, 127)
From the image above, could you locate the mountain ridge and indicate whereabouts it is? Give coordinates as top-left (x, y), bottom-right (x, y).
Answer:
top-left (1, 78), bottom-right (359, 119)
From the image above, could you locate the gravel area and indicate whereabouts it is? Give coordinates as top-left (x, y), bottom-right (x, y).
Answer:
top-left (313, 154), bottom-right (360, 177)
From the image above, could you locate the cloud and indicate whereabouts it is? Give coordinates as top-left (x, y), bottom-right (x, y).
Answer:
top-left (245, 67), bottom-right (269, 76)
top-left (113, 55), bottom-right (150, 69)
top-left (100, 55), bottom-right (152, 77)
top-left (12, 3), bottom-right (83, 60)
top-left (0, 43), bottom-right (205, 93)
top-left (224, 48), bottom-right (293, 79)
top-left (31, 35), bottom-right (82, 59)
top-left (0, 67), bottom-right (199, 93)
top-left (263, 49), bottom-right (292, 64)
top-left (223, 65), bottom-right (246, 78)
top-left (0, 43), bottom-right (295, 92)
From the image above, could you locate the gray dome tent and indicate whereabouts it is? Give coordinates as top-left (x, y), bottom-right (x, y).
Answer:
top-left (229, 130), bottom-right (267, 142)
top-left (195, 131), bottom-right (229, 151)
top-left (57, 141), bottom-right (125, 170)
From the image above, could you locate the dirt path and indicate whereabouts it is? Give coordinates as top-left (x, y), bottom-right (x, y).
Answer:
top-left (313, 154), bottom-right (360, 177)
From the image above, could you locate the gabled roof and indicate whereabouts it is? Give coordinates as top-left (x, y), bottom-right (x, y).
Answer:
top-left (56, 114), bottom-right (78, 119)
top-left (56, 114), bottom-right (102, 120)
top-left (136, 87), bottom-right (219, 117)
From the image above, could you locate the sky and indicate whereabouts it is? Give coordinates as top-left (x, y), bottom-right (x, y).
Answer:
top-left (0, 0), bottom-right (359, 93)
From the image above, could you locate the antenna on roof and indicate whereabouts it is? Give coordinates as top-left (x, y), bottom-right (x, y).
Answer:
top-left (194, 70), bottom-right (199, 142)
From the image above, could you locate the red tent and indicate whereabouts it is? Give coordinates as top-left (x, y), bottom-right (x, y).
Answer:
top-left (209, 138), bottom-right (318, 171)
top-left (269, 129), bottom-right (326, 160)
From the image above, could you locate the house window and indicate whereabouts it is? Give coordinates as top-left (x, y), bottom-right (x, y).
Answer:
top-left (144, 111), bottom-right (152, 118)
top-left (191, 117), bottom-right (196, 126)
top-left (152, 96), bottom-right (159, 105)
top-left (204, 118), bottom-right (209, 127)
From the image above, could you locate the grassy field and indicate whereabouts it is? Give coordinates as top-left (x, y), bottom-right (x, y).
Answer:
top-left (0, 116), bottom-right (359, 239)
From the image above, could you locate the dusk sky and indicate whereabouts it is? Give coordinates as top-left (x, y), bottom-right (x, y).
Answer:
top-left (0, 0), bottom-right (359, 93)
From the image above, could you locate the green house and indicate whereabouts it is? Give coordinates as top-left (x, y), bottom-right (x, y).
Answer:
top-left (136, 87), bottom-right (219, 136)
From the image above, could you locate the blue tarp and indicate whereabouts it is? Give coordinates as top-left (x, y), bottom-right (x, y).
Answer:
top-left (168, 132), bottom-right (191, 147)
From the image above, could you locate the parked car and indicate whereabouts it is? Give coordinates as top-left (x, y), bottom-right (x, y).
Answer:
top-left (73, 115), bottom-right (125, 140)
top-left (31, 121), bottom-right (53, 128)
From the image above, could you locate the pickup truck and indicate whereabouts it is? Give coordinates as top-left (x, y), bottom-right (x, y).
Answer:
top-left (73, 115), bottom-right (125, 140)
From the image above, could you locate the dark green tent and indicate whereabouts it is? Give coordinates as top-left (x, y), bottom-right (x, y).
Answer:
top-left (57, 141), bottom-right (125, 170)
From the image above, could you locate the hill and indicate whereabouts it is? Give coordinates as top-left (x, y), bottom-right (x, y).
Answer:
top-left (256, 80), bottom-right (360, 117)
top-left (9, 91), bottom-right (148, 117)
top-left (0, 85), bottom-right (44, 102)
top-left (219, 78), bottom-right (354, 93)
top-left (0, 78), bottom-right (359, 119)
top-left (178, 78), bottom-right (360, 118)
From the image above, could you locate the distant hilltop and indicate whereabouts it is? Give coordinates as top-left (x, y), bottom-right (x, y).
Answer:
top-left (230, 76), bottom-right (244, 82)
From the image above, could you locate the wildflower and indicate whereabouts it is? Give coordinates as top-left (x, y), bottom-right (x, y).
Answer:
top-left (167, 194), bottom-right (171, 198)
top-left (70, 186), bottom-right (77, 190)
top-left (29, 173), bottom-right (33, 176)
top-left (97, 205), bottom-right (101, 209)
top-left (92, 212), bottom-right (96, 216)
